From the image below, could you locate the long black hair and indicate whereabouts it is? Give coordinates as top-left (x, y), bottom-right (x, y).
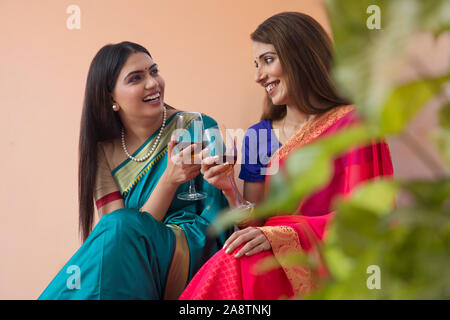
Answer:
top-left (78, 41), bottom-right (151, 242)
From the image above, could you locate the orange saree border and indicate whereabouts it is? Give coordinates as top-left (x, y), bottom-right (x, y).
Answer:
top-left (276, 105), bottom-right (355, 161)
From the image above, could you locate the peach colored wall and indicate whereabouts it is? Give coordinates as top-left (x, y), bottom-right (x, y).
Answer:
top-left (0, 0), bottom-right (330, 299)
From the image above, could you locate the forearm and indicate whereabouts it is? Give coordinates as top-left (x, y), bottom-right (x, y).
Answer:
top-left (139, 173), bottom-right (178, 222)
top-left (243, 181), bottom-right (265, 205)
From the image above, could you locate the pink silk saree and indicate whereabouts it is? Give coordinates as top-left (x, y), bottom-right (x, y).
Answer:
top-left (179, 105), bottom-right (394, 300)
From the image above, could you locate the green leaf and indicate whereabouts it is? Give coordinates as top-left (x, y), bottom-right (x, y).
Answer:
top-left (417, 0), bottom-right (450, 38)
top-left (401, 179), bottom-right (450, 208)
top-left (334, 204), bottom-right (385, 256)
top-left (208, 207), bottom-right (247, 236)
top-left (325, 181), bottom-right (397, 259)
top-left (345, 180), bottom-right (398, 215)
top-left (380, 75), bottom-right (450, 134)
top-left (322, 244), bottom-right (354, 282)
top-left (439, 103), bottom-right (450, 128)
top-left (430, 128), bottom-right (450, 167)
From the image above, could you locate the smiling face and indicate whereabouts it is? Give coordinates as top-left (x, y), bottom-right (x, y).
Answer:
top-left (252, 41), bottom-right (292, 106)
top-left (111, 51), bottom-right (165, 121)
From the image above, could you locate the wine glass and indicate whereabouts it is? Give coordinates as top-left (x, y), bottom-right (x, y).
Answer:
top-left (203, 124), bottom-right (254, 210)
top-left (174, 112), bottom-right (208, 201)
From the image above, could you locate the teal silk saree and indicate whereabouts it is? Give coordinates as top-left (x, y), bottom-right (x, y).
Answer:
top-left (39, 111), bottom-right (230, 300)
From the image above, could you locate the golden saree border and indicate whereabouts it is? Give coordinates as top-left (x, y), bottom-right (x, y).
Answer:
top-left (113, 113), bottom-right (198, 197)
top-left (275, 105), bottom-right (355, 161)
top-left (163, 225), bottom-right (190, 300)
top-left (258, 225), bottom-right (314, 297)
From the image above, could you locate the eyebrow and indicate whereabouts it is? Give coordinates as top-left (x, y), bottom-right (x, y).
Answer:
top-left (124, 63), bottom-right (158, 80)
top-left (259, 51), bottom-right (276, 59)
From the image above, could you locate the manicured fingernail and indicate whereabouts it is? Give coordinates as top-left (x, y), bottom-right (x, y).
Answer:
top-left (225, 248), bottom-right (230, 254)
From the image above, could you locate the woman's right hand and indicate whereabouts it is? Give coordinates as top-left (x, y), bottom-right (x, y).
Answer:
top-left (200, 153), bottom-right (234, 193)
top-left (161, 140), bottom-right (202, 187)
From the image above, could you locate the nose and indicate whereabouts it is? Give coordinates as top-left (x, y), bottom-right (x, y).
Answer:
top-left (145, 74), bottom-right (158, 90)
top-left (254, 66), bottom-right (266, 85)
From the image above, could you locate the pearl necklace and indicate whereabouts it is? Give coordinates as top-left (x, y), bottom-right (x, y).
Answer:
top-left (121, 105), bottom-right (167, 162)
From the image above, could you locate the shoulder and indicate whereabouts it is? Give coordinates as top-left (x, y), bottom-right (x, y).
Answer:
top-left (319, 105), bottom-right (359, 136)
top-left (248, 119), bottom-right (271, 131)
top-left (200, 113), bottom-right (219, 129)
top-left (97, 139), bottom-right (122, 169)
top-left (166, 107), bottom-right (179, 120)
top-left (244, 120), bottom-right (272, 138)
top-left (330, 105), bottom-right (359, 128)
top-left (98, 139), bottom-right (117, 154)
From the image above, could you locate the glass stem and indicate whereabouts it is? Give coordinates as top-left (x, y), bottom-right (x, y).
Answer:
top-left (189, 179), bottom-right (196, 194)
top-left (227, 173), bottom-right (244, 207)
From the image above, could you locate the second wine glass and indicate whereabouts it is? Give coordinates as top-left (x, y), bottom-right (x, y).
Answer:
top-left (203, 124), bottom-right (254, 210)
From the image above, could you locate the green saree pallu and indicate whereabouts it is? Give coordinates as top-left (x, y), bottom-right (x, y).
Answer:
top-left (39, 112), bottom-right (231, 300)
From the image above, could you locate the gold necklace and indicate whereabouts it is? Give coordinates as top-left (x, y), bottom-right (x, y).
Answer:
top-left (281, 115), bottom-right (313, 142)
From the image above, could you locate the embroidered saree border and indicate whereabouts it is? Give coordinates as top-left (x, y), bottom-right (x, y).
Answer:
top-left (258, 226), bottom-right (314, 297)
top-left (275, 105), bottom-right (355, 161)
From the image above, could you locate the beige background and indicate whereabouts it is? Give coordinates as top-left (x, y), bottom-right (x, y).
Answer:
top-left (0, 0), bottom-right (447, 299)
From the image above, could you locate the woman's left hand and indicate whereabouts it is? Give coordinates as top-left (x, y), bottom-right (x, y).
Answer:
top-left (223, 227), bottom-right (271, 258)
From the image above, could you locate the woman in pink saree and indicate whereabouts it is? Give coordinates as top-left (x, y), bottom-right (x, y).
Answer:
top-left (180, 12), bottom-right (394, 300)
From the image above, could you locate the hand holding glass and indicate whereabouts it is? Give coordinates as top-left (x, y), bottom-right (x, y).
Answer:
top-left (174, 112), bottom-right (207, 201)
top-left (203, 126), bottom-right (254, 210)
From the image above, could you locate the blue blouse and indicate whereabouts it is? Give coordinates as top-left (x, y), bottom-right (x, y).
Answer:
top-left (239, 120), bottom-right (281, 182)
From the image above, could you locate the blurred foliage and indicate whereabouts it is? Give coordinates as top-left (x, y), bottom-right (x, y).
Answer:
top-left (433, 103), bottom-right (450, 165)
top-left (213, 0), bottom-right (450, 299)
top-left (307, 179), bottom-right (450, 299)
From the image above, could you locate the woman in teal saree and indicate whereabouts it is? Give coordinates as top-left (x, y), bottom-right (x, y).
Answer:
top-left (39, 41), bottom-right (230, 300)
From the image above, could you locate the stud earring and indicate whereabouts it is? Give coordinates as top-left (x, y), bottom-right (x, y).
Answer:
top-left (112, 105), bottom-right (117, 110)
